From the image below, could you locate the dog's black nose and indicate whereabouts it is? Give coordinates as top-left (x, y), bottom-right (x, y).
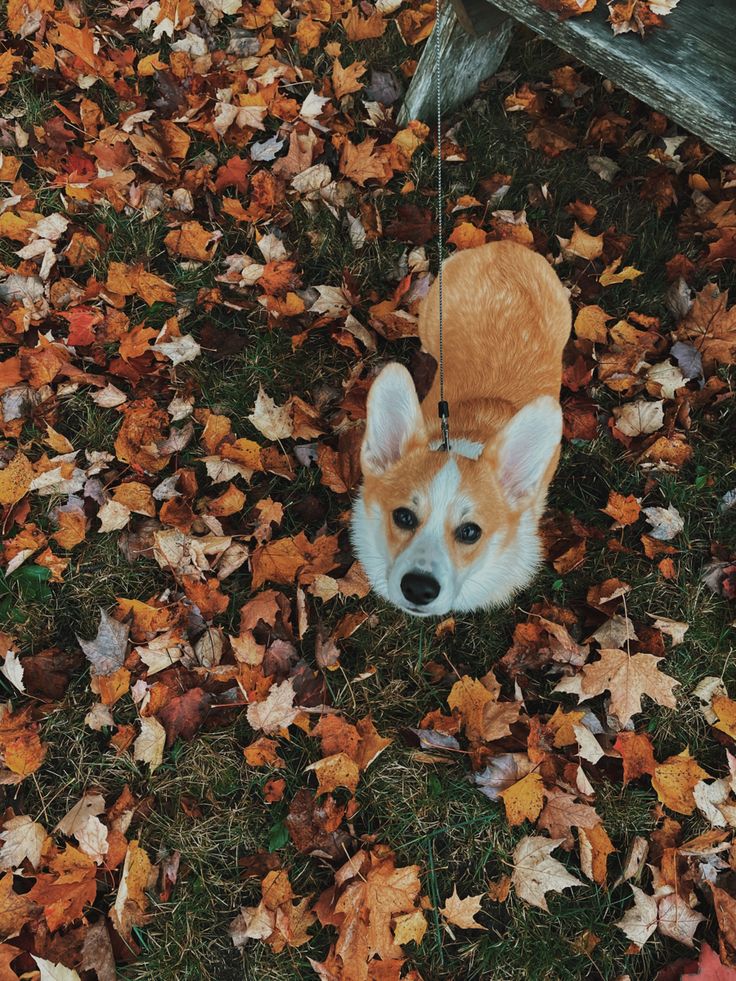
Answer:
top-left (401, 572), bottom-right (440, 606)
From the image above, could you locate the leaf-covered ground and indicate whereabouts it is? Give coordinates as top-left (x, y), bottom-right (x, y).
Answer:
top-left (1, 1), bottom-right (735, 979)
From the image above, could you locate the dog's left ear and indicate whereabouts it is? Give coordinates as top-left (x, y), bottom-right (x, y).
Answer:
top-left (491, 396), bottom-right (562, 506)
top-left (361, 363), bottom-right (425, 475)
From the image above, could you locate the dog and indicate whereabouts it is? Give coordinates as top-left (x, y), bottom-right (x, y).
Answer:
top-left (351, 240), bottom-right (571, 617)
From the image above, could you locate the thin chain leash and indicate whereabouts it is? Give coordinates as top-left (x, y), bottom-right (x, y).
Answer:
top-left (434, 0), bottom-right (450, 452)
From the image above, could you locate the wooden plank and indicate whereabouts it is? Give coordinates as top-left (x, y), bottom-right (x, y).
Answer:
top-left (398, 0), bottom-right (513, 126)
top-left (450, 0), bottom-right (508, 36)
top-left (484, 0), bottom-right (736, 159)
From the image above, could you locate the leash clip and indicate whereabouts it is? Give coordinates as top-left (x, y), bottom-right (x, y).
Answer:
top-left (438, 399), bottom-right (450, 452)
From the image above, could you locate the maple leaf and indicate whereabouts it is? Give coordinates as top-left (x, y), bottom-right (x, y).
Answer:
top-left (55, 793), bottom-right (106, 837)
top-left (247, 678), bottom-right (299, 735)
top-left (474, 753), bottom-right (533, 800)
top-left (658, 893), bottom-right (705, 947)
top-left (32, 958), bottom-right (81, 981)
top-left (511, 836), bottom-right (583, 911)
top-left (643, 505), bottom-right (684, 541)
top-left (564, 224), bottom-right (604, 260)
top-left (250, 532), bottom-right (340, 590)
top-left (681, 942), bottom-right (736, 979)
top-left (248, 387), bottom-right (293, 441)
top-left (614, 731), bottom-right (656, 785)
top-left (554, 648), bottom-right (678, 725)
top-left (28, 845), bottom-right (97, 931)
top-left (602, 490), bottom-right (641, 527)
top-left (439, 887), bottom-right (487, 930)
top-left (617, 885), bottom-right (704, 949)
top-left (339, 137), bottom-right (392, 187)
top-left (0, 870), bottom-right (39, 937)
top-left (305, 752), bottom-right (360, 796)
top-left (536, 790), bottom-right (600, 849)
top-left (110, 840), bottom-right (152, 941)
top-left (75, 815), bottom-right (109, 865)
top-left (230, 900), bottom-right (275, 944)
top-left (613, 399), bottom-right (664, 437)
top-left (323, 849), bottom-right (422, 969)
top-left (617, 884), bottom-right (657, 946)
top-left (133, 715), bottom-right (166, 772)
top-left (649, 614), bottom-right (689, 645)
top-left (448, 223), bottom-right (487, 250)
top-left (652, 749), bottom-right (711, 815)
top-left (599, 258), bottom-right (643, 285)
top-left (76, 608), bottom-right (129, 677)
top-left (164, 221), bottom-right (219, 261)
top-left (578, 823), bottom-right (615, 886)
top-left (159, 688), bottom-right (212, 746)
top-left (499, 772), bottom-right (545, 827)
top-left (286, 789), bottom-right (351, 861)
top-left (343, 6), bottom-right (386, 39)
top-left (332, 58), bottom-right (367, 99)
top-left (0, 815), bottom-right (47, 869)
top-left (676, 285), bottom-right (736, 373)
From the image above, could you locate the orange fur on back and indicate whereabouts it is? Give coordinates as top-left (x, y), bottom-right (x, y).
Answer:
top-left (420, 241), bottom-right (571, 441)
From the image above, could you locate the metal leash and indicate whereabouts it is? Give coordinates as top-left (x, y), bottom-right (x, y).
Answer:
top-left (434, 0), bottom-right (450, 452)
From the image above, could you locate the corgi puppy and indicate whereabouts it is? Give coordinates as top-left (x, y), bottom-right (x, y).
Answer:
top-left (351, 240), bottom-right (571, 617)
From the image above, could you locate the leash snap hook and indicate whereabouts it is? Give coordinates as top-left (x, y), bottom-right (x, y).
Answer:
top-left (438, 400), bottom-right (450, 452)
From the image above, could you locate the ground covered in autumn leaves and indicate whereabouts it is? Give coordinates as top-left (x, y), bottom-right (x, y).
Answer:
top-left (1, 0), bottom-right (736, 979)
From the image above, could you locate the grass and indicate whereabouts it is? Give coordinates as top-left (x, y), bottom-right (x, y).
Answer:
top-left (2, 18), bottom-right (736, 981)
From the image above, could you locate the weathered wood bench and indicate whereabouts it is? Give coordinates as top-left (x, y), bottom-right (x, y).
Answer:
top-left (399, 0), bottom-right (736, 161)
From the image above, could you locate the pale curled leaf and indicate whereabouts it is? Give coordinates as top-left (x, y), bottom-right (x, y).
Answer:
top-left (77, 608), bottom-right (129, 677)
top-left (511, 836), bottom-right (583, 911)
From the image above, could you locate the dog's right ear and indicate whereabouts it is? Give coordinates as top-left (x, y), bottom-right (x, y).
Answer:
top-left (361, 363), bottom-right (425, 475)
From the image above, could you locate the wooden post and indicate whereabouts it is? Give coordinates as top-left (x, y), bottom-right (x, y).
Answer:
top-left (398, 0), bottom-right (513, 126)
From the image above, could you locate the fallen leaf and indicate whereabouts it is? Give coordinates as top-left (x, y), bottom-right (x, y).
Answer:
top-left (616, 885), bottom-right (658, 946)
top-left (652, 749), bottom-right (711, 815)
top-left (554, 648), bottom-right (678, 725)
top-left (133, 715), bottom-right (166, 772)
top-left (511, 835), bottom-right (583, 911)
top-left (439, 887), bottom-right (487, 930)
top-left (499, 772), bottom-right (545, 826)
top-left (76, 608), bottom-right (129, 676)
top-left (247, 679), bottom-right (299, 735)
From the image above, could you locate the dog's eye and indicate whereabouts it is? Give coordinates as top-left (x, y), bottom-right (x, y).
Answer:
top-left (393, 507), bottom-right (418, 530)
top-left (456, 522), bottom-right (482, 544)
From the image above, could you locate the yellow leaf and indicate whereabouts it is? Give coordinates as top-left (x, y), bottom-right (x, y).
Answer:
top-left (567, 223), bottom-right (604, 260)
top-left (712, 695), bottom-right (736, 739)
top-left (138, 51), bottom-right (167, 76)
top-left (652, 749), bottom-right (710, 815)
top-left (448, 675), bottom-right (494, 743)
top-left (305, 752), bottom-right (360, 796)
top-left (393, 909), bottom-right (427, 946)
top-left (0, 50), bottom-right (22, 86)
top-left (0, 452), bottom-right (33, 506)
top-left (499, 772), bottom-right (545, 826)
top-left (599, 258), bottom-right (643, 286)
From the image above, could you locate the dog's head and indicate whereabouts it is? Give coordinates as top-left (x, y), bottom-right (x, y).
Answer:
top-left (351, 364), bottom-right (562, 616)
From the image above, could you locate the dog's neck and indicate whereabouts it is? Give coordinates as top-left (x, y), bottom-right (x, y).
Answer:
top-left (423, 396), bottom-right (517, 458)
top-left (427, 436), bottom-right (484, 459)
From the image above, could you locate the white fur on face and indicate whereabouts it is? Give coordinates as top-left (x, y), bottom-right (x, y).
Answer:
top-left (351, 457), bottom-right (544, 617)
